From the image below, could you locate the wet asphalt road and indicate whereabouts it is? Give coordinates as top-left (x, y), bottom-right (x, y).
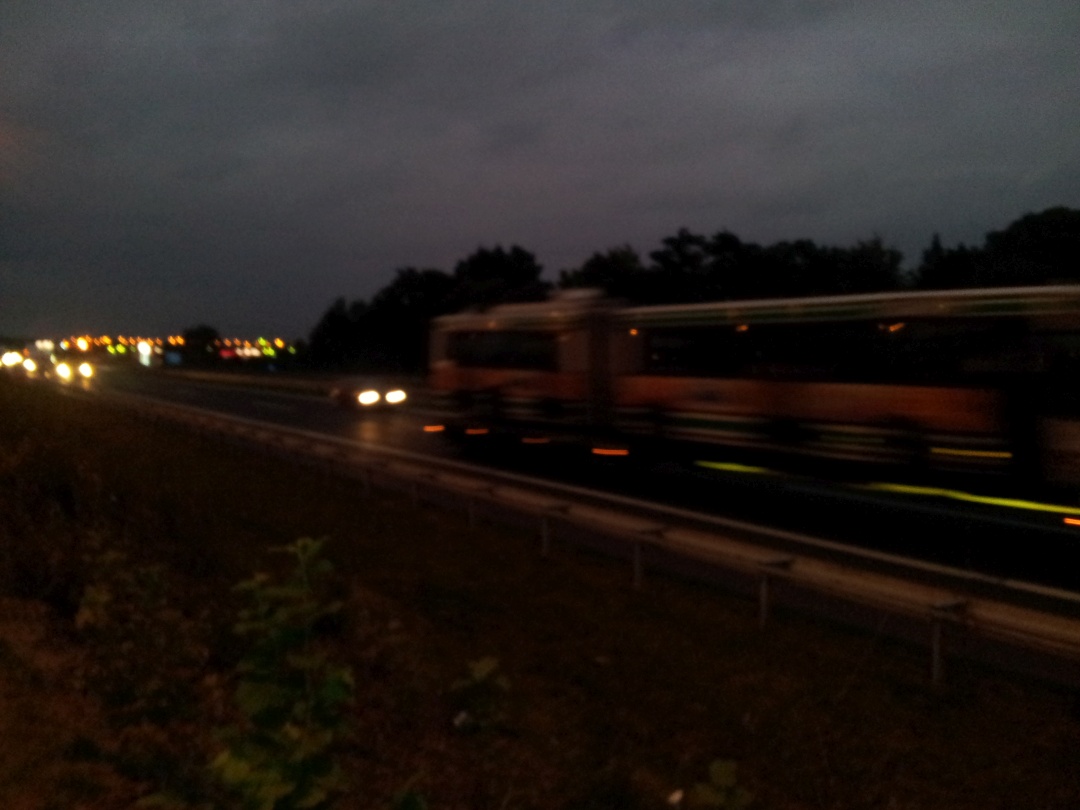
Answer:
top-left (90, 368), bottom-right (1080, 593)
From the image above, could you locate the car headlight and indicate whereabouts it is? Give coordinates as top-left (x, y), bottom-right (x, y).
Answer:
top-left (357, 390), bottom-right (380, 406)
top-left (22, 358), bottom-right (37, 373)
top-left (55, 362), bottom-right (72, 380)
top-left (78, 362), bottom-right (94, 378)
top-left (385, 389), bottom-right (407, 404)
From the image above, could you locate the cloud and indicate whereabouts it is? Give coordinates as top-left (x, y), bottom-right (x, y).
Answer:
top-left (1, 0), bottom-right (1078, 337)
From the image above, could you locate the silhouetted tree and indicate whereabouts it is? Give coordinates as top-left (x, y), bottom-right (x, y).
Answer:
top-left (307, 298), bottom-right (355, 369)
top-left (365, 268), bottom-right (456, 371)
top-left (704, 230), bottom-right (755, 299)
top-left (647, 228), bottom-right (714, 303)
top-left (558, 245), bottom-right (647, 301)
top-left (308, 253), bottom-right (543, 371)
top-left (450, 245), bottom-right (550, 310)
top-left (371, 268), bottom-right (455, 313)
top-left (913, 208), bottom-right (1080, 290)
top-left (982, 207), bottom-right (1080, 286)
top-left (641, 228), bottom-right (902, 303)
top-left (756, 239), bottom-right (832, 298)
top-left (311, 208), bottom-right (1080, 371)
top-left (914, 234), bottom-right (984, 289)
top-left (826, 237), bottom-right (904, 294)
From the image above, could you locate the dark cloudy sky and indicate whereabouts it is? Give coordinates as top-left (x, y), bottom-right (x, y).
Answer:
top-left (2, 1), bottom-right (1078, 339)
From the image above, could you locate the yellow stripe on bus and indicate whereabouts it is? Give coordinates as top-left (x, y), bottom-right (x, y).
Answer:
top-left (694, 460), bottom-right (774, 475)
top-left (861, 482), bottom-right (1079, 515)
top-left (930, 446), bottom-right (1013, 460)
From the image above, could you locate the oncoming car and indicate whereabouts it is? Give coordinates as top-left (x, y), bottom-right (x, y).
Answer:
top-left (51, 360), bottom-right (95, 383)
top-left (329, 377), bottom-right (408, 410)
top-left (6, 350), bottom-right (94, 383)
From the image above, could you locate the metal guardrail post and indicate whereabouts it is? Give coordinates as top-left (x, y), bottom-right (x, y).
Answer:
top-left (930, 599), bottom-right (967, 685)
top-left (931, 620), bottom-right (944, 685)
top-left (632, 529), bottom-right (666, 589)
top-left (759, 557), bottom-right (795, 628)
top-left (541, 505), bottom-right (571, 558)
top-left (759, 575), bottom-right (770, 629)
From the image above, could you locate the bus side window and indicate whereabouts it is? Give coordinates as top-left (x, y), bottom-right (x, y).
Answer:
top-left (448, 330), bottom-right (558, 371)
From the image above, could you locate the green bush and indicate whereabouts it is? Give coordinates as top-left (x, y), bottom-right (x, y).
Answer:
top-left (76, 542), bottom-right (208, 725)
top-left (211, 537), bottom-right (355, 810)
top-left (686, 760), bottom-right (753, 809)
top-left (448, 656), bottom-right (510, 733)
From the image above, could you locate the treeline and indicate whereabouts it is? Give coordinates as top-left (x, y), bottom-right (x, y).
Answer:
top-left (308, 206), bottom-right (1080, 372)
top-left (307, 246), bottom-right (547, 372)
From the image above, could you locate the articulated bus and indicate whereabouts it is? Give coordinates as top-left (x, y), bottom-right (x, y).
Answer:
top-left (427, 286), bottom-right (1080, 487)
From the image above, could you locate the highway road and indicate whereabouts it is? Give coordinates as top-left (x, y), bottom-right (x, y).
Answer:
top-left (91, 367), bottom-right (1080, 593)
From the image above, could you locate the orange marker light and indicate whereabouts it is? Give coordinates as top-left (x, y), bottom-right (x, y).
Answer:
top-left (465, 428), bottom-right (490, 435)
top-left (423, 425), bottom-right (445, 433)
top-left (592, 447), bottom-right (629, 457)
top-left (1064, 517), bottom-right (1080, 526)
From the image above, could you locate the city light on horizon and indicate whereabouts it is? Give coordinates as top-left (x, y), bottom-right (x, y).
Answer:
top-left (18, 332), bottom-right (300, 364)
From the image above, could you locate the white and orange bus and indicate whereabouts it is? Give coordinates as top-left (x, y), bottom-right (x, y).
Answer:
top-left (428, 286), bottom-right (1080, 485)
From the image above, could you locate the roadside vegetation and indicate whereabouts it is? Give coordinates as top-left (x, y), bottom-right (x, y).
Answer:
top-left (303, 207), bottom-right (1080, 373)
top-left (0, 376), bottom-right (1077, 809)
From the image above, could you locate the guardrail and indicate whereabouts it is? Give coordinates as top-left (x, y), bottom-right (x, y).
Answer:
top-left (154, 368), bottom-right (430, 401)
top-left (164, 368), bottom-right (334, 395)
top-left (100, 388), bottom-right (1080, 685)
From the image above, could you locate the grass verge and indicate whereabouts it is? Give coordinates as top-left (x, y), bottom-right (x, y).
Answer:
top-left (0, 376), bottom-right (1077, 809)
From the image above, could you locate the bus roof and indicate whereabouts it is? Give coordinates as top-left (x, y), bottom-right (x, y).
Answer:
top-left (432, 290), bottom-right (608, 330)
top-left (432, 285), bottom-right (1080, 331)
top-left (619, 285), bottom-right (1080, 326)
